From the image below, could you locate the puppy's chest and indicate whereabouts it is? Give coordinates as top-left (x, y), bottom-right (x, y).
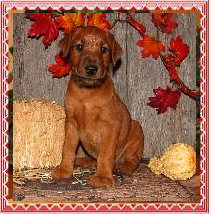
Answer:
top-left (74, 103), bottom-right (102, 146)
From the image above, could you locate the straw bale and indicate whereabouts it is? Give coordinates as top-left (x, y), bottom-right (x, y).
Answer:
top-left (13, 100), bottom-right (65, 171)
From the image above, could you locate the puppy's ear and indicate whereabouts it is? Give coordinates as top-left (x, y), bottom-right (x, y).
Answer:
top-left (58, 34), bottom-right (71, 57)
top-left (107, 33), bottom-right (122, 66)
top-left (58, 28), bottom-right (77, 57)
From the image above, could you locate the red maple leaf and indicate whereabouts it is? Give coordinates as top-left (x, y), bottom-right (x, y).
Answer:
top-left (48, 54), bottom-right (71, 77)
top-left (87, 13), bottom-right (111, 31)
top-left (148, 86), bottom-right (181, 114)
top-left (126, 13), bottom-right (146, 36)
top-left (152, 13), bottom-right (178, 34)
top-left (26, 13), bottom-right (59, 48)
top-left (137, 35), bottom-right (165, 60)
top-left (169, 35), bottom-right (189, 66)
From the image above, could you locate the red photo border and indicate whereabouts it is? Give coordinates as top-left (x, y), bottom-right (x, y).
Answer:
top-left (0, 0), bottom-right (208, 212)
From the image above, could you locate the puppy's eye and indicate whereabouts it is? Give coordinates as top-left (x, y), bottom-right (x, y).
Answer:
top-left (101, 46), bottom-right (108, 54)
top-left (75, 44), bottom-right (83, 51)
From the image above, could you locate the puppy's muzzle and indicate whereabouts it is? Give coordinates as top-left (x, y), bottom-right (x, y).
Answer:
top-left (85, 65), bottom-right (98, 76)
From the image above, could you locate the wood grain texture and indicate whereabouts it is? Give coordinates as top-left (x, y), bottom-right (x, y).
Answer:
top-left (13, 13), bottom-right (70, 106)
top-left (13, 13), bottom-right (196, 158)
top-left (108, 13), bottom-right (129, 108)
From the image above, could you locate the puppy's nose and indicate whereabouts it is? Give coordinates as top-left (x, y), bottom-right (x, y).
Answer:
top-left (85, 65), bottom-right (98, 76)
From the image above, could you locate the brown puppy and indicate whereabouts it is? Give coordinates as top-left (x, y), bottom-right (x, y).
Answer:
top-left (51, 26), bottom-right (144, 187)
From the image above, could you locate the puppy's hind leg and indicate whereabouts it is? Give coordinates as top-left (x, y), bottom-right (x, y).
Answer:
top-left (116, 120), bottom-right (144, 175)
top-left (74, 157), bottom-right (97, 167)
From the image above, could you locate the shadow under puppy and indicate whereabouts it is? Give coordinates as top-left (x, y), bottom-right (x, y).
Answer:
top-left (52, 26), bottom-right (144, 187)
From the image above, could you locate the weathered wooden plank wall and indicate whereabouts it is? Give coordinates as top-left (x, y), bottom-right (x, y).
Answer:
top-left (13, 13), bottom-right (196, 158)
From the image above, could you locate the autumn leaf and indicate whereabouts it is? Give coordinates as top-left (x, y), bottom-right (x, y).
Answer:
top-left (137, 35), bottom-right (165, 60)
top-left (169, 35), bottom-right (189, 66)
top-left (48, 54), bottom-right (71, 77)
top-left (87, 13), bottom-right (111, 31)
top-left (126, 13), bottom-right (146, 36)
top-left (26, 13), bottom-right (59, 48)
top-left (56, 13), bottom-right (85, 34)
top-left (152, 13), bottom-right (178, 34)
top-left (148, 86), bottom-right (181, 114)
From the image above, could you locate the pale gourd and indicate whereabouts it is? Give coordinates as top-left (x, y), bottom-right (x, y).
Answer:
top-left (148, 143), bottom-right (196, 180)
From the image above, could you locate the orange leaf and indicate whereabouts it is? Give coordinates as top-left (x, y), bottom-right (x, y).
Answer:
top-left (87, 13), bottom-right (111, 31)
top-left (137, 35), bottom-right (165, 60)
top-left (56, 13), bottom-right (85, 34)
top-left (48, 54), bottom-right (71, 77)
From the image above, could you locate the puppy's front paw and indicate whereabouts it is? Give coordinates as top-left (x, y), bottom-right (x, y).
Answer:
top-left (89, 173), bottom-right (115, 188)
top-left (51, 166), bottom-right (72, 180)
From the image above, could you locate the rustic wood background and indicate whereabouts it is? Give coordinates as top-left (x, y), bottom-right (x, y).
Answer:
top-left (13, 13), bottom-right (196, 158)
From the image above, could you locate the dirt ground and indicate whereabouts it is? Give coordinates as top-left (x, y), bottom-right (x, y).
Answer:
top-left (12, 160), bottom-right (199, 203)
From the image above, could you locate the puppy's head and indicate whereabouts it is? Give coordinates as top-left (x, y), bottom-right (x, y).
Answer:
top-left (59, 26), bottom-right (122, 87)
